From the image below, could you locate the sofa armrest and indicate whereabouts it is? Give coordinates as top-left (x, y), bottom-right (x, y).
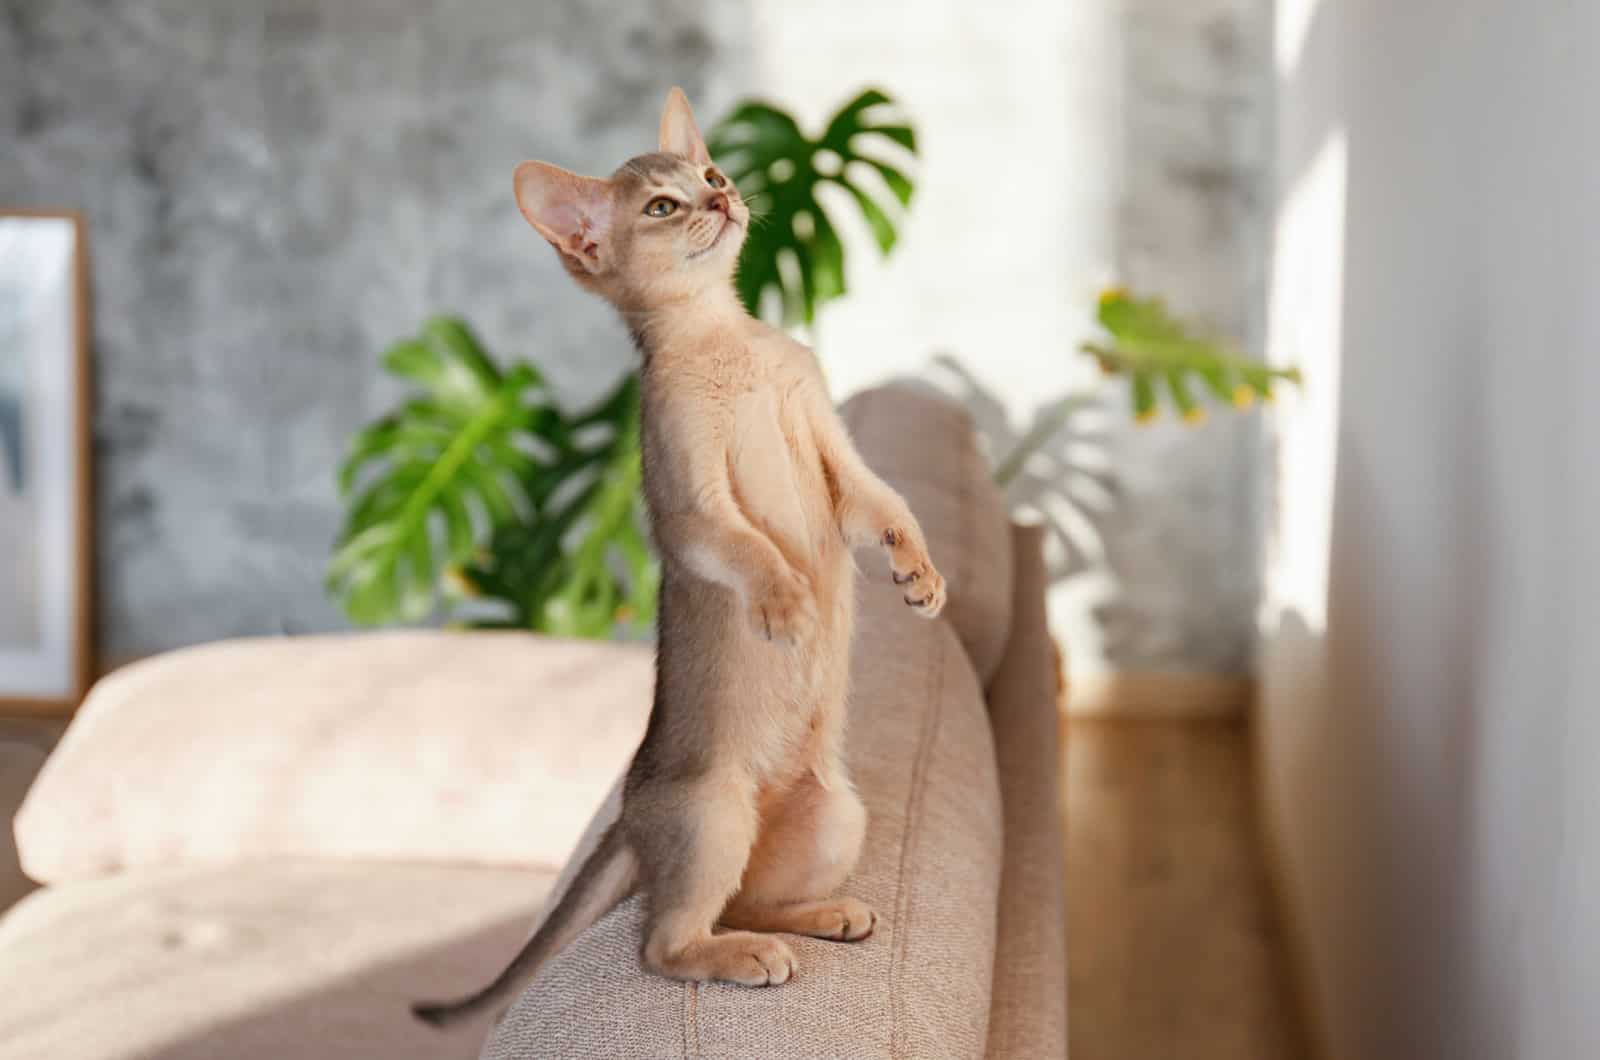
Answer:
top-left (16, 632), bottom-right (651, 884)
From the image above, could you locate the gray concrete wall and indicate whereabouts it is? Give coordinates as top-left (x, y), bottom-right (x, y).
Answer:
top-left (1100, 0), bottom-right (1273, 674)
top-left (1, 0), bottom-right (747, 659)
top-left (3, 0), bottom-right (1271, 678)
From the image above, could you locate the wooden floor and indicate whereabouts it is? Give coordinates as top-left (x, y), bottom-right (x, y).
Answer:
top-left (1062, 719), bottom-right (1306, 1060)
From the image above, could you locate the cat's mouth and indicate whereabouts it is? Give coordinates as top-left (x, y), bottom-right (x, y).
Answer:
top-left (689, 217), bottom-right (740, 259)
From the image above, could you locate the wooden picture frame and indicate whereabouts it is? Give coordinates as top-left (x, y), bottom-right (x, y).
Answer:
top-left (0, 209), bottom-right (94, 716)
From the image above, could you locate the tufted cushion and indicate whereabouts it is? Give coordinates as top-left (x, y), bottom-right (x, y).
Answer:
top-left (480, 584), bottom-right (1005, 1060)
top-left (841, 382), bottom-right (1014, 688)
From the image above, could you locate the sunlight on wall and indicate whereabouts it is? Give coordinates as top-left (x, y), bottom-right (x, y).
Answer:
top-left (1274, 0), bottom-right (1323, 76)
top-left (1257, 2), bottom-right (1347, 1047)
top-left (1262, 128), bottom-right (1345, 636)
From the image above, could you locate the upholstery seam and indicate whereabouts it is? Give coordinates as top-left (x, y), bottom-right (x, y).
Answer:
top-left (693, 981), bottom-right (702, 1058)
top-left (888, 390), bottom-right (964, 1059)
top-left (682, 980), bottom-right (698, 1059)
top-left (888, 629), bottom-right (947, 1060)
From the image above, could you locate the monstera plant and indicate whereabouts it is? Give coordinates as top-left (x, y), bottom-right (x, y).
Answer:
top-left (710, 88), bottom-right (915, 323)
top-left (328, 89), bottom-right (917, 633)
top-left (326, 319), bottom-right (654, 636)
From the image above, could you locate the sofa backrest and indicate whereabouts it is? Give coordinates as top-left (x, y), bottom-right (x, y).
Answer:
top-left (841, 383), bottom-right (1015, 688)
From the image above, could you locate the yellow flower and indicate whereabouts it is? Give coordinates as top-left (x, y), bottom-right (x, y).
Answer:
top-left (1098, 286), bottom-right (1128, 307)
top-left (1232, 384), bottom-right (1255, 408)
top-left (1183, 406), bottom-right (1208, 425)
top-left (1135, 407), bottom-right (1158, 425)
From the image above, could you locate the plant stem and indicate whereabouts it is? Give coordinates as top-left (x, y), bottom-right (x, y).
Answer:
top-left (993, 391), bottom-right (1098, 488)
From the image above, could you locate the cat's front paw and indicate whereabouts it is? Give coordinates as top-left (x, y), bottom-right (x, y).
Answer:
top-left (750, 569), bottom-right (816, 643)
top-left (883, 528), bottom-right (946, 618)
top-left (808, 898), bottom-right (878, 942)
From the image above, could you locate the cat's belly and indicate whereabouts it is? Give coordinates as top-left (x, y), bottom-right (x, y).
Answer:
top-left (726, 386), bottom-right (831, 569)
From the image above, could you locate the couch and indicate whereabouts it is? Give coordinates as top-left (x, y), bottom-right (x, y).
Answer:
top-left (0, 384), bottom-right (1068, 1059)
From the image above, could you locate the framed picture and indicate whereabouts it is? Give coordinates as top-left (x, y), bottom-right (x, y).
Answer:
top-left (0, 210), bottom-right (93, 715)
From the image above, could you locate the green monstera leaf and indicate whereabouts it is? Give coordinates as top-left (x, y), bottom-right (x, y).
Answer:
top-left (327, 318), bottom-right (654, 635)
top-left (1083, 288), bottom-right (1302, 422)
top-left (709, 88), bottom-right (916, 324)
top-left (452, 376), bottom-right (657, 638)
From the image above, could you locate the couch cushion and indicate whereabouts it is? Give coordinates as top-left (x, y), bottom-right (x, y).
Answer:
top-left (481, 582), bottom-right (1004, 1060)
top-left (842, 382), bottom-right (1014, 687)
top-left (0, 860), bottom-right (556, 1060)
top-left (15, 632), bottom-right (652, 884)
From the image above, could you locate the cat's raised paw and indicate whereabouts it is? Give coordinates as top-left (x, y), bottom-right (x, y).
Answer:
top-left (887, 544), bottom-right (945, 618)
top-left (902, 567), bottom-right (945, 617)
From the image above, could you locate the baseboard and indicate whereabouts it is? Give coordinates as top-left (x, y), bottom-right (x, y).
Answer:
top-left (1064, 669), bottom-right (1255, 719)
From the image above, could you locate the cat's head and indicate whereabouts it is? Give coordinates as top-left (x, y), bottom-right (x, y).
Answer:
top-left (513, 88), bottom-right (748, 309)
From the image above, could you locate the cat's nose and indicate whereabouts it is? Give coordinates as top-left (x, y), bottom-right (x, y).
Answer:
top-left (704, 192), bottom-right (730, 215)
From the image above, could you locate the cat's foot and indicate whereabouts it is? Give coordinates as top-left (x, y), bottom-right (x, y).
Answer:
top-left (798, 898), bottom-right (878, 941)
top-left (883, 528), bottom-right (946, 617)
top-left (722, 934), bottom-right (797, 986)
top-left (704, 933), bottom-right (798, 987)
top-left (750, 570), bottom-right (817, 642)
top-left (645, 929), bottom-right (798, 987)
top-left (721, 897), bottom-right (879, 941)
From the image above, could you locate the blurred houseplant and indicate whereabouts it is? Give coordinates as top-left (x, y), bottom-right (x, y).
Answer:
top-left (327, 89), bottom-right (917, 634)
top-left (992, 288), bottom-right (1302, 488)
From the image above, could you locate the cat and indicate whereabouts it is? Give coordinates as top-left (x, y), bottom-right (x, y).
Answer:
top-left (413, 87), bottom-right (945, 1028)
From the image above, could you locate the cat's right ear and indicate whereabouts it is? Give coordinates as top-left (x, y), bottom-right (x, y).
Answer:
top-left (513, 161), bottom-right (614, 275)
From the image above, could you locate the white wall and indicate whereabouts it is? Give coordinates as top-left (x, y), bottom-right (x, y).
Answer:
top-left (1259, 1), bottom-right (1600, 1057)
top-left (746, 0), bottom-right (1277, 688)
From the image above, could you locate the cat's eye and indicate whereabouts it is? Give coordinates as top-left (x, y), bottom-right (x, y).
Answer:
top-left (644, 197), bottom-right (678, 218)
top-left (705, 170), bottom-right (727, 189)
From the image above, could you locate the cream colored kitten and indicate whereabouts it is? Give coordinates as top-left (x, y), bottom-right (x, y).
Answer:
top-left (414, 88), bottom-right (945, 1027)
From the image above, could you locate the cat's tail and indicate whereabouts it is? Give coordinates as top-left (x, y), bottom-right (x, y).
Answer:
top-left (411, 824), bottom-right (638, 1030)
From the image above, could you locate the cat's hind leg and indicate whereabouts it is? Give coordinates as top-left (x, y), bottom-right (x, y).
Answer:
top-left (720, 772), bottom-right (875, 941)
top-left (636, 775), bottom-right (798, 987)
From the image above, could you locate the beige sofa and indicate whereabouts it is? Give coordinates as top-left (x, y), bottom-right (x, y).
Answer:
top-left (0, 385), bottom-right (1067, 1060)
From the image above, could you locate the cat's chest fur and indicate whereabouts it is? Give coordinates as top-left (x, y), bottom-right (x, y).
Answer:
top-left (641, 328), bottom-right (839, 578)
top-left (724, 376), bottom-right (830, 566)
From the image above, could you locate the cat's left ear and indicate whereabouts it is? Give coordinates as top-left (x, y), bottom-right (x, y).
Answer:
top-left (659, 86), bottom-right (712, 165)
top-left (513, 161), bottom-right (614, 274)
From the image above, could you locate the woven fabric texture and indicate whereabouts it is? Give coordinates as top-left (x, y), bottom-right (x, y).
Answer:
top-left (481, 587), bottom-right (1004, 1060)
